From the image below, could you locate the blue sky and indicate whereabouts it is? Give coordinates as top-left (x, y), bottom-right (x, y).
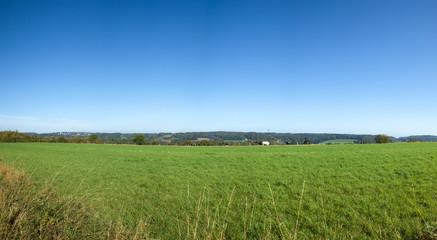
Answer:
top-left (1, 0), bottom-right (436, 137)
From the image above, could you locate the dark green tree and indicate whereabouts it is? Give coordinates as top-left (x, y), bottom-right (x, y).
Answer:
top-left (375, 134), bottom-right (390, 143)
top-left (133, 134), bottom-right (146, 145)
top-left (303, 139), bottom-right (310, 145)
top-left (88, 134), bottom-right (98, 143)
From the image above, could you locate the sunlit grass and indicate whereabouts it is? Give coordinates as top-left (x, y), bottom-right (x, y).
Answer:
top-left (1, 143), bottom-right (436, 239)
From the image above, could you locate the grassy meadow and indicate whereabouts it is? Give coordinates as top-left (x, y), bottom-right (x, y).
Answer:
top-left (0, 143), bottom-right (436, 239)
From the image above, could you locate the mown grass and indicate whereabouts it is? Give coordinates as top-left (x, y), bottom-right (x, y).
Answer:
top-left (0, 143), bottom-right (436, 239)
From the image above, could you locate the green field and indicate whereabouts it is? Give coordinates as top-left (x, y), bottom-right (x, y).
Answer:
top-left (0, 143), bottom-right (436, 239)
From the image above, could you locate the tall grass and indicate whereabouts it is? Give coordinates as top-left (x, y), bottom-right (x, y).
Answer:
top-left (0, 161), bottom-right (153, 239)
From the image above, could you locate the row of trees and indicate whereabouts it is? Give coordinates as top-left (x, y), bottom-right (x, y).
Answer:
top-left (133, 135), bottom-right (313, 146)
top-left (34, 132), bottom-right (400, 144)
top-left (0, 131), bottom-right (394, 146)
top-left (0, 131), bottom-right (101, 144)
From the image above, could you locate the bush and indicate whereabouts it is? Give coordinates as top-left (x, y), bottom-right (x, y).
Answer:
top-left (198, 140), bottom-right (215, 146)
top-left (133, 134), bottom-right (146, 145)
top-left (375, 134), bottom-right (390, 144)
top-left (87, 134), bottom-right (98, 144)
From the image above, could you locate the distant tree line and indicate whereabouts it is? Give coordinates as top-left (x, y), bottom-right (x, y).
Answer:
top-left (398, 135), bottom-right (437, 142)
top-left (0, 131), bottom-right (101, 144)
top-left (3, 130), bottom-right (433, 146)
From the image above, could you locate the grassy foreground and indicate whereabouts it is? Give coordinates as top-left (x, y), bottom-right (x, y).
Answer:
top-left (0, 161), bottom-right (151, 239)
top-left (0, 143), bottom-right (436, 239)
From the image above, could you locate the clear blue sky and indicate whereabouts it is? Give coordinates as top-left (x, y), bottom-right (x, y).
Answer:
top-left (1, 0), bottom-right (436, 137)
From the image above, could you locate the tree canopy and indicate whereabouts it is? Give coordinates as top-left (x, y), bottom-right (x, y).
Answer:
top-left (88, 134), bottom-right (99, 143)
top-left (375, 134), bottom-right (390, 144)
top-left (133, 134), bottom-right (146, 145)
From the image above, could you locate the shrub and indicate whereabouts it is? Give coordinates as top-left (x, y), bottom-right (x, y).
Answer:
top-left (133, 134), bottom-right (146, 145)
top-left (375, 134), bottom-right (390, 143)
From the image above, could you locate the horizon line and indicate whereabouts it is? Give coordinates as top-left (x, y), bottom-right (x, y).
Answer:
top-left (3, 129), bottom-right (435, 138)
